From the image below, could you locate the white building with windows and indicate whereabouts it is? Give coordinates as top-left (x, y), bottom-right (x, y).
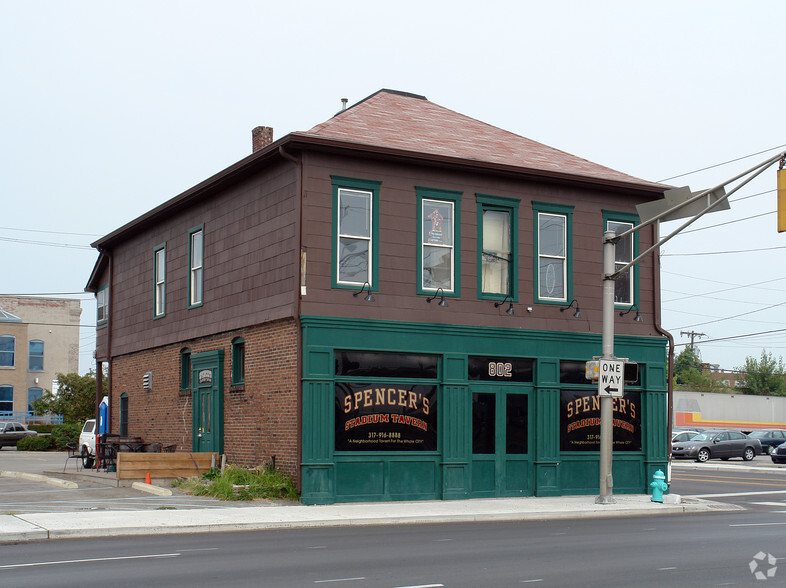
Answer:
top-left (0, 296), bottom-right (81, 419)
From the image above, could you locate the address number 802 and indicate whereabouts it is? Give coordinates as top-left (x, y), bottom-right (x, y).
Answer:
top-left (488, 362), bottom-right (513, 377)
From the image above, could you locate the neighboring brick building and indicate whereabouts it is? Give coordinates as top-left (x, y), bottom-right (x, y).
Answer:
top-left (86, 89), bottom-right (670, 504)
top-left (0, 296), bottom-right (81, 418)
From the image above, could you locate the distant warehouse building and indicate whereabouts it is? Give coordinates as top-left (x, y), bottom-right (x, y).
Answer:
top-left (86, 89), bottom-right (671, 504)
top-left (0, 296), bottom-right (81, 418)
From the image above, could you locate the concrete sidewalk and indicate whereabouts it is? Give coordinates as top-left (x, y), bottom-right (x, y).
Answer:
top-left (1, 493), bottom-right (736, 543)
top-left (0, 450), bottom-right (743, 543)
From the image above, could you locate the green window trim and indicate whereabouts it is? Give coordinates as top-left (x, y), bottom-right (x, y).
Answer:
top-left (533, 201), bottom-right (574, 305)
top-left (602, 210), bottom-right (640, 308)
top-left (416, 186), bottom-right (462, 296)
top-left (96, 285), bottom-right (109, 325)
top-left (154, 242), bottom-right (166, 318)
top-left (331, 176), bottom-right (381, 291)
top-left (476, 193), bottom-right (520, 301)
top-left (188, 225), bottom-right (204, 309)
top-left (231, 337), bottom-right (245, 386)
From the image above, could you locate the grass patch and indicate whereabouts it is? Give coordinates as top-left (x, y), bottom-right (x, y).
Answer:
top-left (172, 464), bottom-right (299, 502)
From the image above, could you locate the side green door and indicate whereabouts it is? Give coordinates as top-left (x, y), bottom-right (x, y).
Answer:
top-left (192, 349), bottom-right (224, 454)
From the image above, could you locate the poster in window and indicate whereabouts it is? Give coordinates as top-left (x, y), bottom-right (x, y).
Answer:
top-left (560, 390), bottom-right (641, 452)
top-left (335, 383), bottom-right (437, 451)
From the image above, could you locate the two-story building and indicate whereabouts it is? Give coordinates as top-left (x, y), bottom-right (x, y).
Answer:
top-left (86, 89), bottom-right (670, 504)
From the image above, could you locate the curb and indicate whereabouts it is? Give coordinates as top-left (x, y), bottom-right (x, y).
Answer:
top-left (131, 481), bottom-right (173, 496)
top-left (671, 462), bottom-right (786, 475)
top-left (0, 471), bottom-right (78, 489)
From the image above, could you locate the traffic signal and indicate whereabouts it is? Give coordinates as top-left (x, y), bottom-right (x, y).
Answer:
top-left (779, 169), bottom-right (786, 233)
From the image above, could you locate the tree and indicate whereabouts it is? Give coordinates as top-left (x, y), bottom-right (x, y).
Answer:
top-left (736, 350), bottom-right (786, 396)
top-left (673, 347), bottom-right (728, 392)
top-left (674, 346), bottom-right (703, 385)
top-left (32, 370), bottom-right (97, 423)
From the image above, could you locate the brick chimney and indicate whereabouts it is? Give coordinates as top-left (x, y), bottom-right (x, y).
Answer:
top-left (252, 126), bottom-right (274, 153)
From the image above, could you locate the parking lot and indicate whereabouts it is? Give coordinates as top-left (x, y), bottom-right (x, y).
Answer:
top-left (0, 449), bottom-right (287, 514)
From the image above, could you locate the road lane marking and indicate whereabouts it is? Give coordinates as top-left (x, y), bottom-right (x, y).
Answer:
top-left (393, 585), bottom-right (445, 588)
top-left (0, 553), bottom-right (180, 569)
top-left (730, 522), bottom-right (786, 528)
top-left (314, 578), bottom-right (365, 584)
top-left (658, 567), bottom-right (677, 570)
top-left (688, 490), bottom-right (786, 498)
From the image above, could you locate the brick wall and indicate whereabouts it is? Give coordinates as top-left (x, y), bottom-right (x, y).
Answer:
top-left (109, 317), bottom-right (299, 481)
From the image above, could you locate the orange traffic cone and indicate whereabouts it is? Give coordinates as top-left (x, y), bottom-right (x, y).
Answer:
top-left (145, 472), bottom-right (151, 485)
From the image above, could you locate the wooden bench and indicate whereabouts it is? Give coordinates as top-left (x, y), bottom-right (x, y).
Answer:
top-left (116, 452), bottom-right (220, 480)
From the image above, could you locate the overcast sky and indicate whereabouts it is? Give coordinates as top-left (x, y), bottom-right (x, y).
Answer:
top-left (2, 1), bottom-right (784, 375)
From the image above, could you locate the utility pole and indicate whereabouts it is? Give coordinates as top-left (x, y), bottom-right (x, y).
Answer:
top-left (680, 330), bottom-right (707, 349)
top-left (595, 150), bottom-right (786, 505)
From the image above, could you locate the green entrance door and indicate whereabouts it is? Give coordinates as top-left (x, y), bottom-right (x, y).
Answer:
top-left (191, 350), bottom-right (224, 454)
top-left (470, 387), bottom-right (531, 497)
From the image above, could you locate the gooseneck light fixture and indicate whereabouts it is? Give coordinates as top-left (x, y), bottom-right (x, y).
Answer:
top-left (426, 287), bottom-right (448, 307)
top-left (560, 298), bottom-right (582, 318)
top-left (494, 294), bottom-right (515, 315)
top-left (352, 281), bottom-right (375, 302)
top-left (619, 304), bottom-right (643, 322)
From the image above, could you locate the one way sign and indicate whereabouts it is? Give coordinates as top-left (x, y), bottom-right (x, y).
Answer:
top-left (598, 359), bottom-right (624, 397)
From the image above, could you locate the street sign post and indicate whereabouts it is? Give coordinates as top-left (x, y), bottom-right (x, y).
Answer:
top-left (598, 359), bottom-right (624, 397)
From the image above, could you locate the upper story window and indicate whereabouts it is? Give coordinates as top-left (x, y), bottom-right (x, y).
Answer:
top-left (533, 201), bottom-right (574, 304)
top-left (0, 335), bottom-right (14, 367)
top-left (96, 286), bottom-right (108, 324)
top-left (232, 337), bottom-right (245, 386)
top-left (189, 226), bottom-right (204, 308)
top-left (603, 211), bottom-right (639, 306)
top-left (154, 244), bottom-right (166, 317)
top-left (0, 385), bottom-right (12, 411)
top-left (418, 187), bottom-right (461, 295)
top-left (28, 340), bottom-right (44, 371)
top-left (477, 194), bottom-right (519, 299)
top-left (332, 176), bottom-right (381, 289)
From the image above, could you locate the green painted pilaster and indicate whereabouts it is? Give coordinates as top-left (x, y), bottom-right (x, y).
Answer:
top-left (301, 380), bottom-right (334, 504)
top-left (534, 387), bottom-right (561, 496)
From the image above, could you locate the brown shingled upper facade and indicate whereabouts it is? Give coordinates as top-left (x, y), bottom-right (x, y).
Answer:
top-left (298, 89), bottom-right (662, 190)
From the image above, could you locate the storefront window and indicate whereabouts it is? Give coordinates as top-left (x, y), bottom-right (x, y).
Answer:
top-left (335, 382), bottom-right (437, 451)
top-left (560, 390), bottom-right (641, 452)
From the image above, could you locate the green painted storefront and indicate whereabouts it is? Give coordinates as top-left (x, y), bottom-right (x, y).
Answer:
top-left (300, 316), bottom-right (668, 505)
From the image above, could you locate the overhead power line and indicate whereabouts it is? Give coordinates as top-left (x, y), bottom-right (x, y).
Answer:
top-left (675, 300), bottom-right (786, 330)
top-left (658, 144), bottom-right (786, 182)
top-left (673, 327), bottom-right (786, 347)
top-left (0, 226), bottom-right (103, 237)
top-left (0, 236), bottom-right (93, 250)
top-left (662, 244), bottom-right (786, 257)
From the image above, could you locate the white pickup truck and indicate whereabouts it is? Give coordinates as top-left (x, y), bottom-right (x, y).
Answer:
top-left (78, 419), bottom-right (97, 468)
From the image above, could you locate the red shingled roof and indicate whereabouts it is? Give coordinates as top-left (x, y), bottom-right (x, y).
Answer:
top-left (299, 89), bottom-right (662, 190)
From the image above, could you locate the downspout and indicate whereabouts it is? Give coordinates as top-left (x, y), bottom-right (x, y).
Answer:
top-left (278, 145), bottom-right (303, 490)
top-left (651, 223), bottom-right (674, 464)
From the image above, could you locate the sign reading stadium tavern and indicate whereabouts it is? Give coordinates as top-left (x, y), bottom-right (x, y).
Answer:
top-left (334, 383), bottom-right (438, 451)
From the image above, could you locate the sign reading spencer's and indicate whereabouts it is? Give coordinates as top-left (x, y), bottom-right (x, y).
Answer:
top-left (335, 383), bottom-right (437, 451)
top-left (560, 390), bottom-right (641, 452)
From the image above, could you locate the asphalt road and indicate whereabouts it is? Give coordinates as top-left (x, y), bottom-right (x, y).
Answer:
top-left (1, 511), bottom-right (783, 587)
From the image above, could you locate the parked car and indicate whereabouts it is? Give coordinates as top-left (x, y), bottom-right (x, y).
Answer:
top-left (0, 421), bottom-right (38, 447)
top-left (78, 419), bottom-right (96, 468)
top-left (671, 430), bottom-right (701, 443)
top-left (671, 429), bottom-right (762, 462)
top-left (746, 429), bottom-right (786, 455)
top-left (771, 442), bottom-right (786, 464)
